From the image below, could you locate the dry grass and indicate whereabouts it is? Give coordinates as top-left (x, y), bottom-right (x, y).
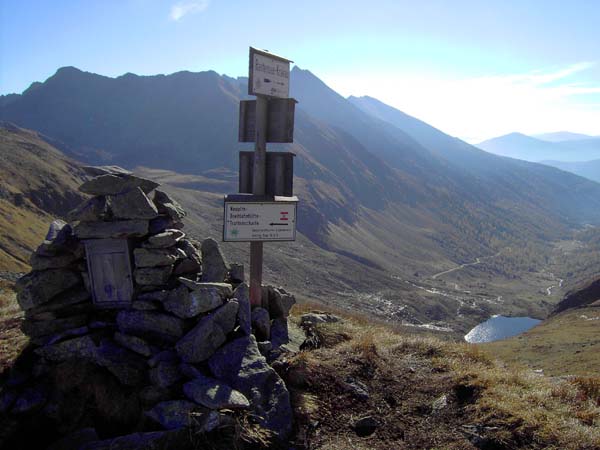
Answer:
top-left (0, 280), bottom-right (27, 374)
top-left (288, 305), bottom-right (600, 450)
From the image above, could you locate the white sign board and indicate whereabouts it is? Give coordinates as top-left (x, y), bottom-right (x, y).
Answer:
top-left (224, 200), bottom-right (297, 242)
top-left (249, 48), bottom-right (291, 98)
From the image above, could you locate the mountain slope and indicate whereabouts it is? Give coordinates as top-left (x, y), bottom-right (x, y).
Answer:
top-left (534, 131), bottom-right (594, 142)
top-left (541, 159), bottom-right (600, 183)
top-left (0, 123), bottom-right (87, 271)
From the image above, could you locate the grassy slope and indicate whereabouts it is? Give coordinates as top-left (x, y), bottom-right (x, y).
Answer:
top-left (0, 124), bottom-right (87, 271)
top-left (482, 304), bottom-right (600, 376)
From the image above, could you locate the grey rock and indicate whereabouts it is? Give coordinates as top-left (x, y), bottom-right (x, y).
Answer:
top-left (21, 314), bottom-right (88, 338)
top-left (134, 265), bottom-right (173, 286)
top-left (163, 285), bottom-right (222, 319)
top-left (108, 187), bottom-right (159, 220)
top-left (200, 238), bottom-right (228, 282)
top-left (153, 190), bottom-right (186, 221)
top-left (35, 220), bottom-right (75, 256)
top-left (74, 220), bottom-right (148, 239)
top-left (80, 430), bottom-right (186, 450)
top-left (353, 416), bottom-right (380, 437)
top-left (131, 300), bottom-right (160, 311)
top-left (208, 335), bottom-right (292, 438)
top-left (134, 247), bottom-right (181, 268)
top-left (136, 290), bottom-right (170, 302)
top-left (44, 326), bottom-right (90, 346)
top-left (79, 173), bottom-right (159, 196)
top-left (29, 252), bottom-right (79, 271)
top-left (114, 332), bottom-right (153, 357)
top-left (35, 335), bottom-right (97, 361)
top-left (146, 400), bottom-right (202, 430)
top-left (176, 301), bottom-right (239, 363)
top-left (16, 269), bottom-right (81, 310)
top-left (301, 312), bottom-right (341, 326)
top-left (252, 307), bottom-right (271, 341)
top-left (23, 288), bottom-right (90, 314)
top-left (178, 279), bottom-right (233, 297)
top-left (149, 362), bottom-right (183, 388)
top-left (142, 229), bottom-right (185, 249)
top-left (148, 216), bottom-right (177, 235)
top-left (0, 388), bottom-right (17, 413)
top-left (11, 385), bottom-right (47, 414)
top-left (257, 341), bottom-right (273, 354)
top-left (95, 339), bottom-right (147, 386)
top-left (47, 427), bottom-right (99, 450)
top-left (234, 283), bottom-right (251, 335)
top-left (184, 375), bottom-right (250, 409)
top-left (67, 196), bottom-right (108, 222)
top-left (172, 258), bottom-right (201, 276)
top-left (116, 310), bottom-right (185, 344)
top-left (270, 318), bottom-right (290, 348)
top-left (148, 350), bottom-right (178, 368)
top-left (432, 394), bottom-right (448, 411)
top-left (229, 263), bottom-right (244, 282)
top-left (344, 376), bottom-right (370, 401)
top-left (179, 363), bottom-right (204, 379)
top-left (139, 386), bottom-right (172, 408)
top-left (268, 287), bottom-right (296, 319)
top-left (82, 165), bottom-right (132, 176)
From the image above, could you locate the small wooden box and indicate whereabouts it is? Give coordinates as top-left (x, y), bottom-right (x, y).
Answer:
top-left (84, 239), bottom-right (134, 309)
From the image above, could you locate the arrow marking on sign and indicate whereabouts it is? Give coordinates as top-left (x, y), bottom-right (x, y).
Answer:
top-left (269, 223), bottom-right (289, 226)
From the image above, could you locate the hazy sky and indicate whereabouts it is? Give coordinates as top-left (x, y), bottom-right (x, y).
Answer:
top-left (2, 0), bottom-right (599, 142)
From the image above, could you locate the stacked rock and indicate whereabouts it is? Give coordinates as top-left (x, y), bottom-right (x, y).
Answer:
top-left (1, 167), bottom-right (298, 449)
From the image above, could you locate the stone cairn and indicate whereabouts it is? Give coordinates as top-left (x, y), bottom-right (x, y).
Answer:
top-left (1, 167), bottom-right (297, 449)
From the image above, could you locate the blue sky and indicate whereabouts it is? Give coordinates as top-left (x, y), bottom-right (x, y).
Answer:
top-left (1, 0), bottom-right (600, 141)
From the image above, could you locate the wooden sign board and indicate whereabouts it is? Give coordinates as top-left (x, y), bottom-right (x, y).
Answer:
top-left (84, 239), bottom-right (133, 309)
top-left (248, 47), bottom-right (292, 98)
top-left (239, 151), bottom-right (295, 197)
top-left (223, 195), bottom-right (298, 242)
top-left (239, 98), bottom-right (296, 143)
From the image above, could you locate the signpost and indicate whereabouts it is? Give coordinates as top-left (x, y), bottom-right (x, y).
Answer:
top-left (227, 47), bottom-right (296, 306)
top-left (223, 196), bottom-right (298, 242)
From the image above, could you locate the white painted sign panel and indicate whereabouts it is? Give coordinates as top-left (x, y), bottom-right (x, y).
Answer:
top-left (249, 48), bottom-right (291, 98)
top-left (224, 200), bottom-right (297, 242)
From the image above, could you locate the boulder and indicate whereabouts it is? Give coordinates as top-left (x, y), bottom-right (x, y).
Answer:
top-left (29, 252), bottom-right (79, 271)
top-left (208, 335), bottom-right (292, 438)
top-left (116, 311), bottom-right (185, 344)
top-left (148, 350), bottom-right (179, 368)
top-left (21, 314), bottom-right (88, 338)
top-left (79, 174), bottom-right (159, 196)
top-left (11, 385), bottom-right (47, 414)
top-left (79, 430), bottom-right (187, 450)
top-left (108, 187), bottom-right (159, 220)
top-left (172, 258), bottom-right (201, 276)
top-left (131, 300), bottom-right (159, 311)
top-left (163, 285), bottom-right (222, 319)
top-left (16, 269), bottom-right (81, 310)
top-left (136, 290), bottom-right (170, 302)
top-left (148, 216), bottom-right (177, 235)
top-left (233, 283), bottom-right (251, 335)
top-left (35, 335), bottom-right (97, 361)
top-left (176, 301), bottom-right (239, 363)
top-left (67, 196), bottom-right (108, 222)
top-left (149, 362), bottom-right (183, 388)
top-left (94, 339), bottom-right (147, 386)
top-left (153, 190), bottom-right (186, 221)
top-left (251, 307), bottom-right (271, 341)
top-left (352, 416), bottom-right (380, 437)
top-left (300, 312), bottom-right (341, 326)
top-left (35, 220), bottom-right (76, 256)
top-left (44, 326), bottom-right (90, 346)
top-left (268, 287), bottom-right (296, 319)
top-left (74, 220), bottom-right (148, 239)
top-left (134, 248), bottom-right (181, 268)
top-left (270, 318), bottom-right (290, 348)
top-left (134, 266), bottom-right (173, 286)
top-left (177, 279), bottom-right (233, 297)
top-left (142, 229), bottom-right (185, 249)
top-left (200, 238), bottom-right (228, 282)
top-left (229, 263), bottom-right (244, 283)
top-left (183, 375), bottom-right (249, 409)
top-left (114, 332), bottom-right (153, 357)
top-left (25, 288), bottom-right (90, 314)
top-left (139, 386), bottom-right (172, 408)
top-left (145, 400), bottom-right (203, 430)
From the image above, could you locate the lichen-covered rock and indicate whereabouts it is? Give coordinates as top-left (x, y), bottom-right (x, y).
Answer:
top-left (233, 283), bottom-right (251, 335)
top-left (108, 187), bottom-right (159, 220)
top-left (116, 310), bottom-right (185, 344)
top-left (251, 307), bottom-right (271, 341)
top-left (163, 285), bottom-right (222, 319)
top-left (134, 266), bottom-right (173, 286)
top-left (142, 229), bottom-right (185, 249)
top-left (145, 400), bottom-right (203, 430)
top-left (200, 238), bottom-right (228, 282)
top-left (16, 269), bottom-right (81, 310)
top-left (74, 220), bottom-right (148, 239)
top-left (153, 190), bottom-right (186, 221)
top-left (208, 335), bottom-right (292, 438)
top-left (183, 375), bottom-right (249, 409)
top-left (176, 301), bottom-right (239, 363)
top-left (134, 248), bottom-right (181, 268)
top-left (67, 196), bottom-right (108, 222)
top-left (79, 174), bottom-right (159, 196)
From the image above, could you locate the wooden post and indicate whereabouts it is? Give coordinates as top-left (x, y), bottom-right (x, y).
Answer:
top-left (250, 95), bottom-right (268, 306)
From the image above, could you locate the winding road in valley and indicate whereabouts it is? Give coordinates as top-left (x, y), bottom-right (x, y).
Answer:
top-left (431, 249), bottom-right (506, 280)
